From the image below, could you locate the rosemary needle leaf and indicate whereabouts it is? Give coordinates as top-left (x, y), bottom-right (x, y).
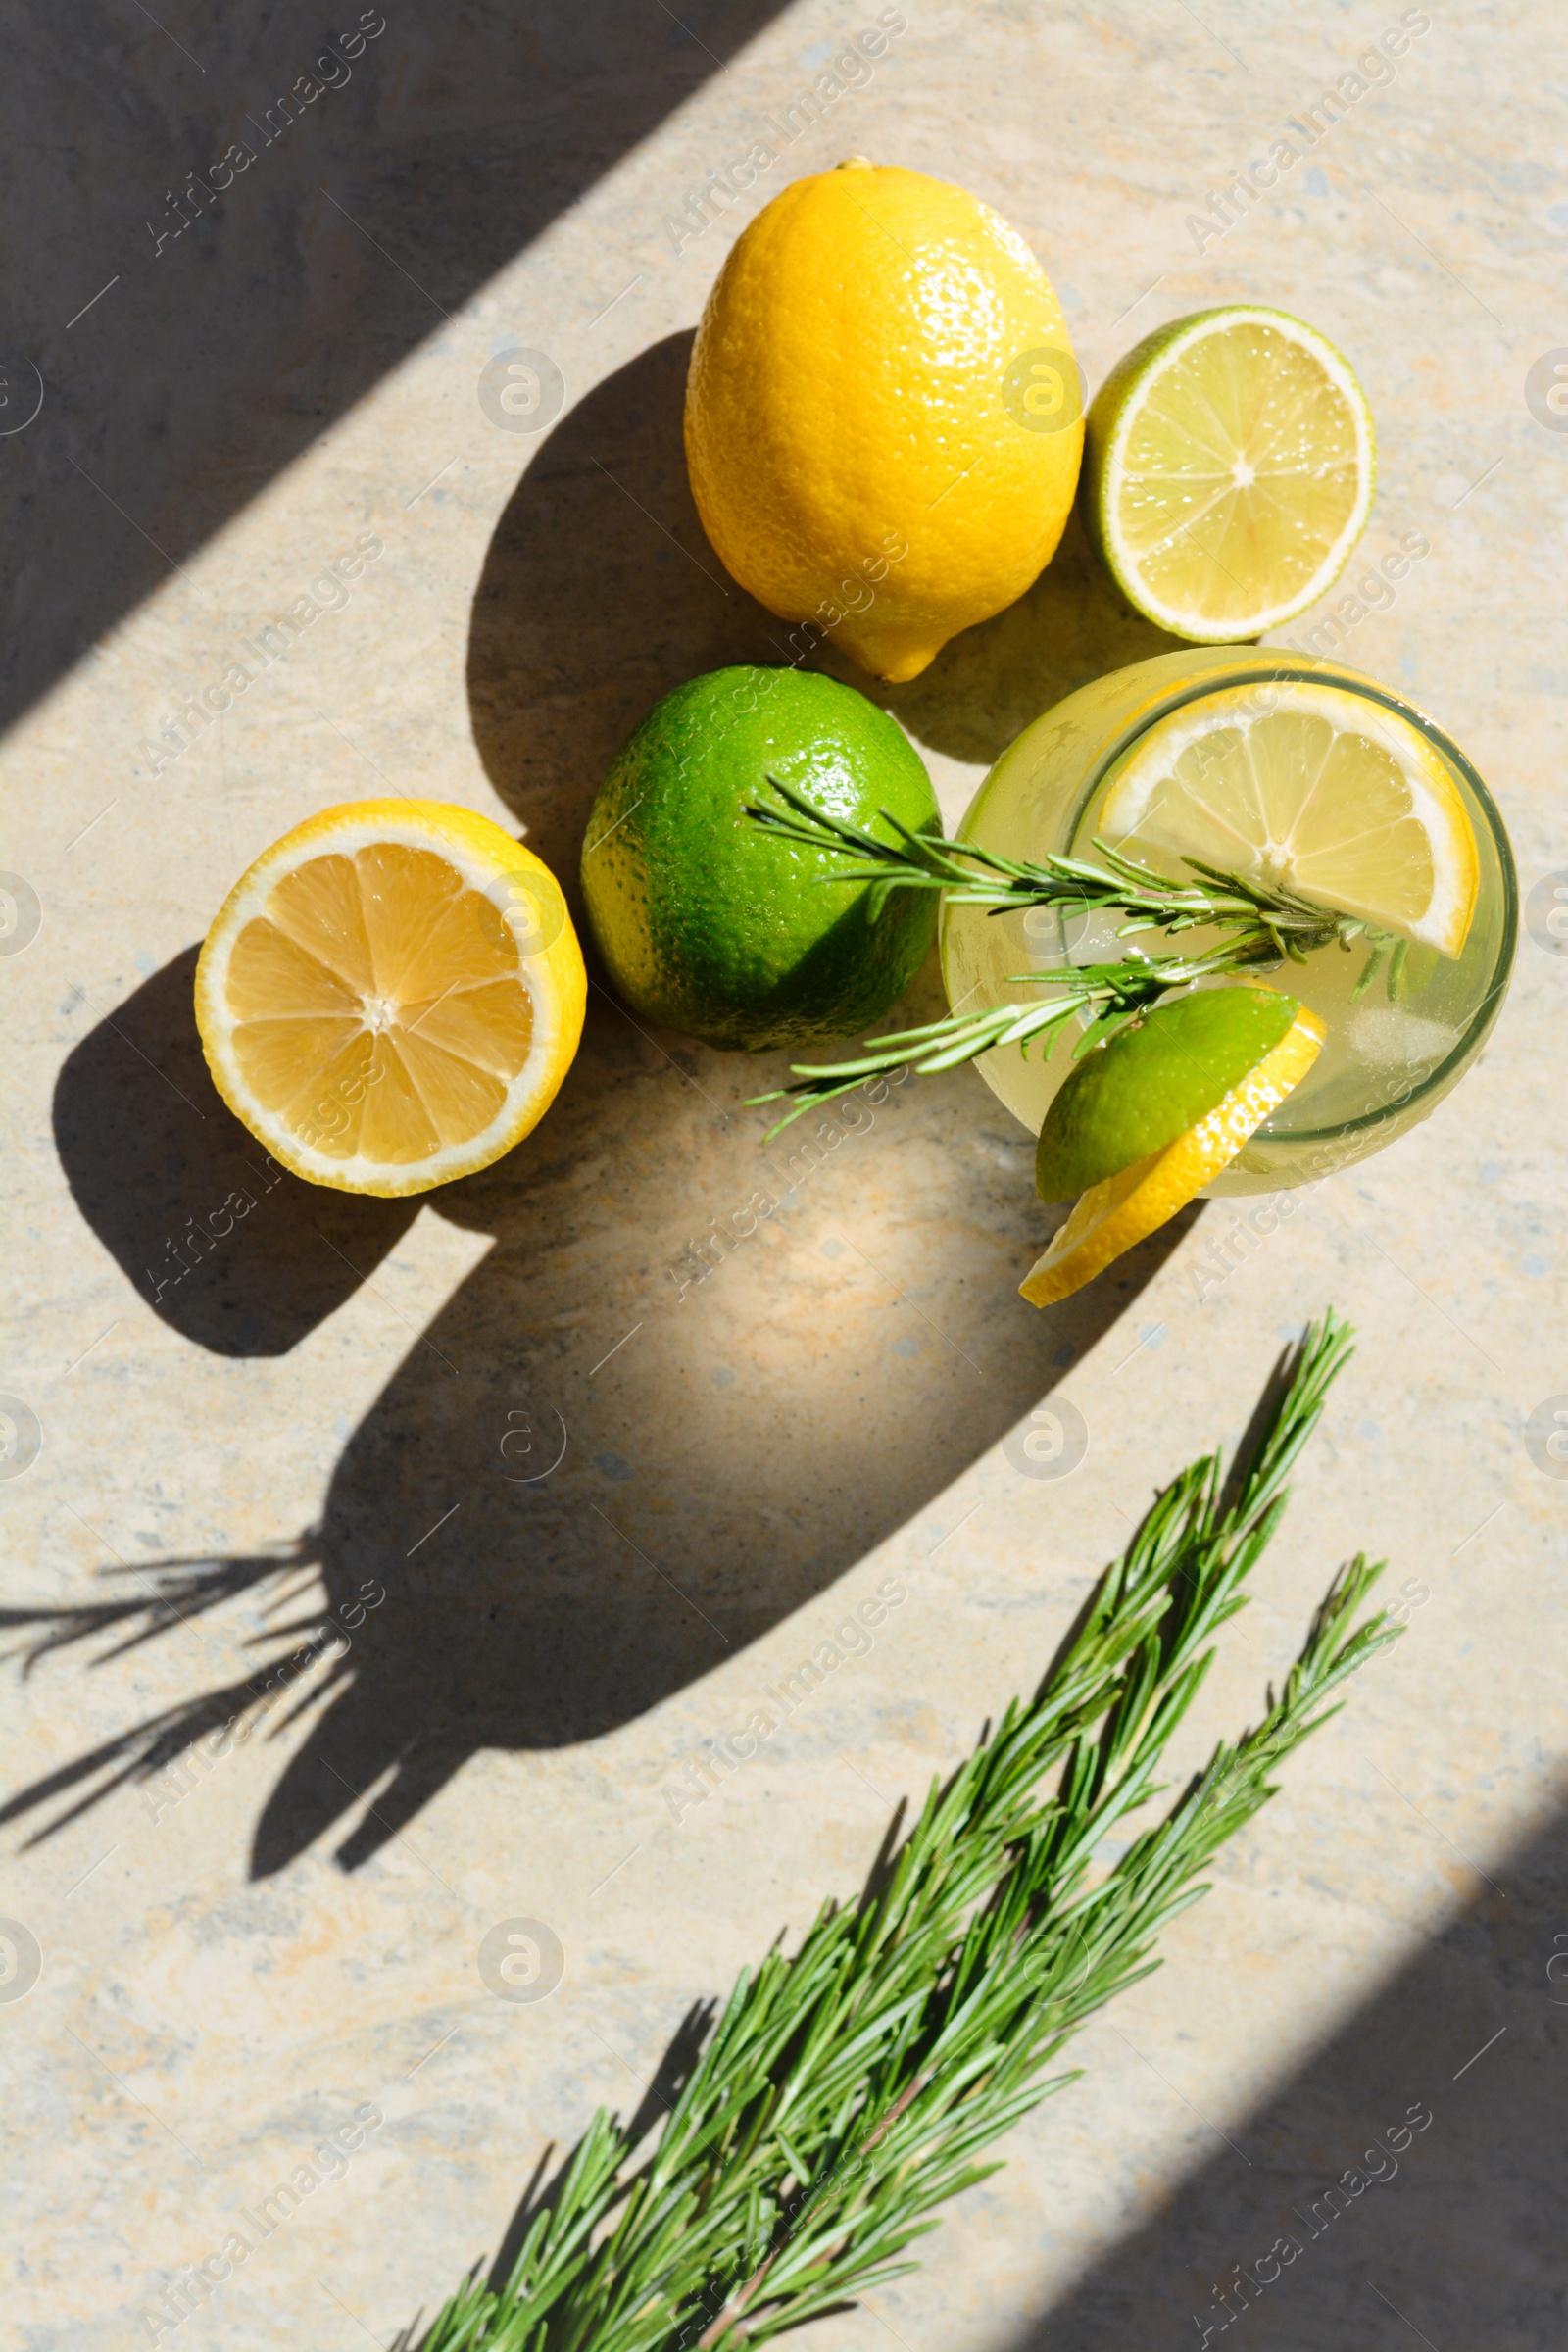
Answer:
top-left (740, 785), bottom-right (1413, 1124)
top-left (416, 1312), bottom-right (1396, 2352)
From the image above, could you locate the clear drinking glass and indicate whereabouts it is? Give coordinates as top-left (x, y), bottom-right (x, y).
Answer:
top-left (938, 648), bottom-right (1517, 1197)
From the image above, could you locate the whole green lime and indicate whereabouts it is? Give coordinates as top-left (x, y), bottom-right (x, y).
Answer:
top-left (1034, 986), bottom-right (1299, 1200)
top-left (580, 666), bottom-right (940, 1052)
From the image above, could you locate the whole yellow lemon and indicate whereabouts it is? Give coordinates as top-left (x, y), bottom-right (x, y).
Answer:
top-left (684, 160), bottom-right (1083, 683)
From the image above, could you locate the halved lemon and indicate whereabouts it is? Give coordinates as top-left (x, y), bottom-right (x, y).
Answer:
top-left (1099, 681), bottom-right (1479, 958)
top-left (1085, 306), bottom-right (1374, 641)
top-left (195, 801), bottom-right (586, 1196)
top-left (1020, 1002), bottom-right (1325, 1305)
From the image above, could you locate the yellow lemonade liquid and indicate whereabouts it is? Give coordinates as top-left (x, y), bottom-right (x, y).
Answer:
top-left (939, 650), bottom-right (1516, 1197)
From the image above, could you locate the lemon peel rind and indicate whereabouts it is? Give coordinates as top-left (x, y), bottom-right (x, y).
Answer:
top-left (1092, 306), bottom-right (1376, 643)
top-left (683, 162), bottom-right (1084, 685)
top-left (1018, 1007), bottom-right (1326, 1307)
top-left (195, 800), bottom-right (586, 1199)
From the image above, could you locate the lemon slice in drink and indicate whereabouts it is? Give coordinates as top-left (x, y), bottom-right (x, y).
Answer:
top-left (1100, 681), bottom-right (1478, 957)
top-left (1085, 307), bottom-right (1374, 641)
top-left (195, 800), bottom-right (586, 1196)
top-left (1020, 1001), bottom-right (1325, 1306)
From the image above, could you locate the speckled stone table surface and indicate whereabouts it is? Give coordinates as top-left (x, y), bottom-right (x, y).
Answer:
top-left (4, 4), bottom-right (1566, 2347)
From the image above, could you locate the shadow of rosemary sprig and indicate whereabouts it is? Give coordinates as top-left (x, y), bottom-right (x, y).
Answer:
top-left (744, 777), bottom-right (1402, 1135)
top-left (414, 1311), bottom-right (1396, 2352)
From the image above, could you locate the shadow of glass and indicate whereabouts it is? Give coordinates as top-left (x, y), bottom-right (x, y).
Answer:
top-left (1008, 1807), bottom-right (1565, 2351)
top-left (3, 0), bottom-right (793, 742)
top-left (24, 946), bottom-right (1197, 1877)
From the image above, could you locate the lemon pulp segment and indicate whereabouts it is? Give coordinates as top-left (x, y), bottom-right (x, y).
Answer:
top-left (229, 842), bottom-right (535, 1161)
top-left (195, 802), bottom-right (585, 1196)
top-left (1100, 683), bottom-right (1478, 957)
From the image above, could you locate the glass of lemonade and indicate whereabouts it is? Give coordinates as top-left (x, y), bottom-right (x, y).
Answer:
top-left (939, 648), bottom-right (1516, 1197)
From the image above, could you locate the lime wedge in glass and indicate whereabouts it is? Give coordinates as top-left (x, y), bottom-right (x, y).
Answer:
top-left (1021, 993), bottom-right (1325, 1306)
top-left (1033, 986), bottom-right (1301, 1201)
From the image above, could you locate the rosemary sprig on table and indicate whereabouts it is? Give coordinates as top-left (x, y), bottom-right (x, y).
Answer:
top-left (418, 1312), bottom-right (1395, 2352)
top-left (744, 778), bottom-right (1402, 1134)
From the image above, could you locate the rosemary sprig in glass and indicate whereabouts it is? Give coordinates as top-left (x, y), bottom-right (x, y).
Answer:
top-left (744, 777), bottom-right (1404, 1134)
top-left (417, 1312), bottom-right (1395, 2352)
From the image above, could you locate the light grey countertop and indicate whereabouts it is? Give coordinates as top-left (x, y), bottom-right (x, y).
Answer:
top-left (4, 4), bottom-right (1565, 2347)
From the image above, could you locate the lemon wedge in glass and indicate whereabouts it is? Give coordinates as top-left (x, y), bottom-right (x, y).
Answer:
top-left (195, 800), bottom-right (586, 1196)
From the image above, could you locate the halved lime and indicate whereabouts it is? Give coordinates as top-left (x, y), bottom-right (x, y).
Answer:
top-left (1084, 307), bottom-right (1375, 642)
top-left (1034, 986), bottom-right (1299, 1201)
top-left (1100, 680), bottom-right (1478, 957)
